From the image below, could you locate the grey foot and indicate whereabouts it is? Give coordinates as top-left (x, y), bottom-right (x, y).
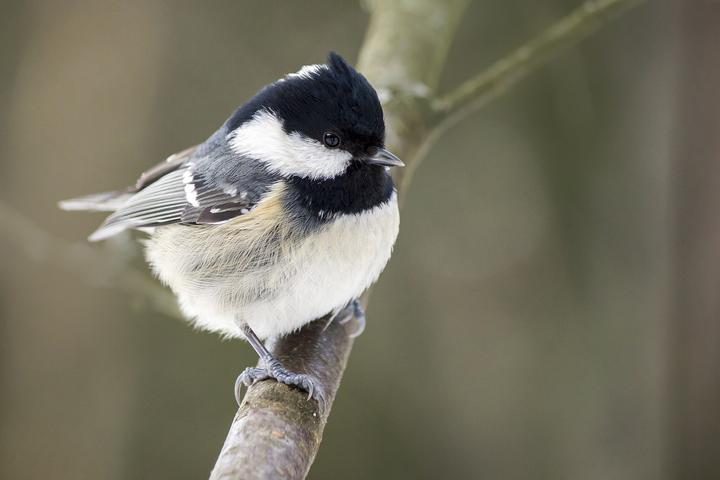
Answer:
top-left (339, 299), bottom-right (366, 338)
top-left (235, 359), bottom-right (326, 412)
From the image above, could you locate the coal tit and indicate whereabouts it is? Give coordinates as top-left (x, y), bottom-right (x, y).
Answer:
top-left (60, 53), bottom-right (403, 406)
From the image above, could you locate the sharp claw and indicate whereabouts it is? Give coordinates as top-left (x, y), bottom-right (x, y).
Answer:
top-left (239, 324), bottom-right (327, 413)
top-left (235, 366), bottom-right (272, 406)
top-left (235, 376), bottom-right (248, 407)
top-left (349, 323), bottom-right (365, 338)
top-left (347, 299), bottom-right (366, 337)
top-left (338, 309), bottom-right (354, 325)
top-left (335, 299), bottom-right (366, 338)
top-left (236, 362), bottom-right (326, 413)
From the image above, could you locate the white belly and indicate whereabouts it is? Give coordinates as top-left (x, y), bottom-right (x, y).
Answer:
top-left (146, 193), bottom-right (399, 339)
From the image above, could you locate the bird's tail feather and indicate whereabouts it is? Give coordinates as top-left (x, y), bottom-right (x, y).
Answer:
top-left (58, 190), bottom-right (132, 212)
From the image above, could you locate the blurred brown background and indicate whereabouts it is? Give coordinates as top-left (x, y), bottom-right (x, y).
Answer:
top-left (1, 0), bottom-right (718, 479)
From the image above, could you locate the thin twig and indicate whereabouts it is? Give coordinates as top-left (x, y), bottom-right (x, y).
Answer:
top-left (432, 0), bottom-right (646, 131)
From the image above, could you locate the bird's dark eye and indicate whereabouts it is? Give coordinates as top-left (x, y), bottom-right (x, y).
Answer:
top-left (323, 132), bottom-right (340, 148)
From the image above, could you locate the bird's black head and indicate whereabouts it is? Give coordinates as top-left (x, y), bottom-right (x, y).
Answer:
top-left (226, 53), bottom-right (402, 180)
top-left (278, 52), bottom-right (385, 156)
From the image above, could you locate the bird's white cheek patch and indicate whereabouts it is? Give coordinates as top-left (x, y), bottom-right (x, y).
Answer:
top-left (228, 110), bottom-right (352, 180)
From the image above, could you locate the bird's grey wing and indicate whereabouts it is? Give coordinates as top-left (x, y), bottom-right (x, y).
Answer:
top-left (131, 144), bottom-right (199, 192)
top-left (88, 157), bottom-right (278, 241)
top-left (59, 145), bottom-right (199, 212)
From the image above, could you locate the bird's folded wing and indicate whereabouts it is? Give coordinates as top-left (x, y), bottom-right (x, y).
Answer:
top-left (131, 144), bottom-right (199, 192)
top-left (88, 162), bottom-right (272, 241)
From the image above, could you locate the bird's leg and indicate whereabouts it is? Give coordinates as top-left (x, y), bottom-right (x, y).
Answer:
top-left (235, 324), bottom-right (326, 411)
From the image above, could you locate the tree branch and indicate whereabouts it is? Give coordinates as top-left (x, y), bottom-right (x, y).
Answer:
top-left (210, 316), bottom-right (355, 480)
top-left (432, 0), bottom-right (646, 132)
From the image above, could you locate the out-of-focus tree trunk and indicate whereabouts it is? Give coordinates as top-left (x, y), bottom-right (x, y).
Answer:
top-left (671, 2), bottom-right (720, 478)
top-left (0, 2), bottom-right (170, 479)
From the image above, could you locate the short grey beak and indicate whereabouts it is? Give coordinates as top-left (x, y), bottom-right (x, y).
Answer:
top-left (367, 148), bottom-right (405, 167)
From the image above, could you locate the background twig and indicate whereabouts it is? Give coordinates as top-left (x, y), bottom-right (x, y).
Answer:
top-left (432, 0), bottom-right (646, 132)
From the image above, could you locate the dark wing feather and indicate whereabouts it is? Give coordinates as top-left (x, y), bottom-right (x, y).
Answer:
top-left (131, 145), bottom-right (198, 192)
top-left (180, 171), bottom-right (258, 225)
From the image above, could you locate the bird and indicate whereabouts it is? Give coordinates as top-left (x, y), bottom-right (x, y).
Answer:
top-left (59, 52), bottom-right (403, 409)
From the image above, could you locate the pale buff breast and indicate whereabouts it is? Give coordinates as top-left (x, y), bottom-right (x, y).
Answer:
top-left (145, 183), bottom-right (399, 339)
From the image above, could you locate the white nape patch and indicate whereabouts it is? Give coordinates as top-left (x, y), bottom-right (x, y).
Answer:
top-left (286, 63), bottom-right (329, 80)
top-left (228, 110), bottom-right (352, 180)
